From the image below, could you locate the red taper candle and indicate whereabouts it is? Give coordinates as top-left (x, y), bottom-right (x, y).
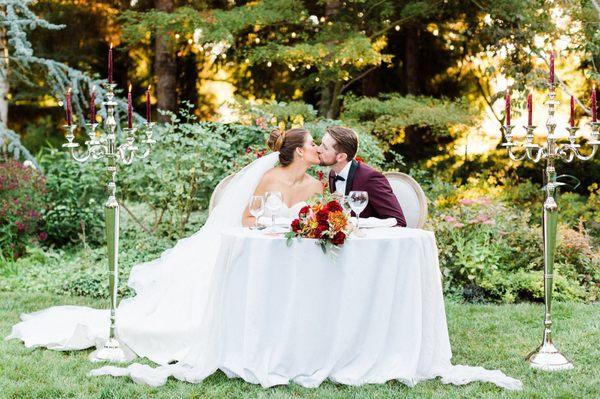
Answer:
top-left (570, 95), bottom-right (575, 127)
top-left (89, 86), bottom-right (96, 123)
top-left (592, 86), bottom-right (597, 123)
top-left (108, 43), bottom-right (113, 84)
top-left (527, 93), bottom-right (533, 126)
top-left (505, 89), bottom-right (511, 125)
top-left (549, 51), bottom-right (555, 84)
top-left (65, 88), bottom-right (72, 126)
top-left (127, 83), bottom-right (133, 129)
top-left (146, 85), bottom-right (151, 123)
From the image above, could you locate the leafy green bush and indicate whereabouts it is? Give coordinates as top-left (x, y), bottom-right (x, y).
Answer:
top-left (425, 174), bottom-right (599, 303)
top-left (38, 149), bottom-right (105, 247)
top-left (0, 158), bottom-right (46, 260)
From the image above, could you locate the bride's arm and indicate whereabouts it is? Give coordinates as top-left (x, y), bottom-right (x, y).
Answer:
top-left (241, 174), bottom-right (272, 226)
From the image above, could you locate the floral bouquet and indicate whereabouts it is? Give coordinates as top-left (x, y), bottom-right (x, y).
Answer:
top-left (285, 195), bottom-right (352, 254)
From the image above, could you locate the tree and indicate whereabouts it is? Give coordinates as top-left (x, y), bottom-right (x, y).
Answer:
top-left (154, 0), bottom-right (177, 121)
top-left (0, 0), bottom-right (143, 164)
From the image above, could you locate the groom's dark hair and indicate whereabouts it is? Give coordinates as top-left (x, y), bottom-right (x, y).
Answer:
top-left (326, 126), bottom-right (358, 160)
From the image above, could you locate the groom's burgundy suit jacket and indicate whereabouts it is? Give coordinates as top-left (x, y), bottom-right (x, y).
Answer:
top-left (329, 160), bottom-right (406, 227)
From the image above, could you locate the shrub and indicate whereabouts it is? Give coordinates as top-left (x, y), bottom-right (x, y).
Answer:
top-left (0, 158), bottom-right (46, 260)
top-left (38, 149), bottom-right (105, 247)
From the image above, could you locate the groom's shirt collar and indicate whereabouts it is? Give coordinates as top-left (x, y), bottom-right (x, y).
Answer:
top-left (334, 161), bottom-right (352, 194)
top-left (337, 161), bottom-right (352, 180)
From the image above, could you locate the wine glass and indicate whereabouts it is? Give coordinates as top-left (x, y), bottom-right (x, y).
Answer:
top-left (248, 195), bottom-right (265, 230)
top-left (264, 191), bottom-right (283, 227)
top-left (348, 191), bottom-right (369, 233)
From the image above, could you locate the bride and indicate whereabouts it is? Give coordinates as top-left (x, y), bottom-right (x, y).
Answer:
top-left (6, 127), bottom-right (327, 386)
top-left (242, 128), bottom-right (323, 226)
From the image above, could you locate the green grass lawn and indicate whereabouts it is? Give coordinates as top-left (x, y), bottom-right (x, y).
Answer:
top-left (0, 292), bottom-right (598, 399)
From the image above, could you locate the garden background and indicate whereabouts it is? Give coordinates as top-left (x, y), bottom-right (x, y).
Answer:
top-left (1, 1), bottom-right (599, 397)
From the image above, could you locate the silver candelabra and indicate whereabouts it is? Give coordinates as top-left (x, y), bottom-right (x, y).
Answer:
top-left (62, 83), bottom-right (156, 362)
top-left (502, 82), bottom-right (599, 371)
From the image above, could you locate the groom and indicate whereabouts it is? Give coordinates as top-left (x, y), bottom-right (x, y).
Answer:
top-left (317, 126), bottom-right (407, 227)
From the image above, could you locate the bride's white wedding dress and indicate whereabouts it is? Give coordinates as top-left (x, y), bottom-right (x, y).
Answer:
top-left (6, 152), bottom-right (522, 390)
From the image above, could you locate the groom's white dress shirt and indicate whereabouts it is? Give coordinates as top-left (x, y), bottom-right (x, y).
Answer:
top-left (334, 161), bottom-right (352, 195)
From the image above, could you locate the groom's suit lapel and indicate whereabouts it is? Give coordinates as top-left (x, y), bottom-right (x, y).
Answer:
top-left (344, 160), bottom-right (359, 196)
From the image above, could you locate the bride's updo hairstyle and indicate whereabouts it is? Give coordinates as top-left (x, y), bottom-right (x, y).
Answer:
top-left (267, 128), bottom-right (310, 166)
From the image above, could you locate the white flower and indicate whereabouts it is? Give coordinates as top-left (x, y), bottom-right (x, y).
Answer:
top-left (308, 15), bottom-right (319, 25)
top-left (23, 160), bottom-right (36, 169)
top-left (193, 28), bottom-right (203, 44)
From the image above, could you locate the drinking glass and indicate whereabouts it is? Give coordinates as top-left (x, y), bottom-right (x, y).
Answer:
top-left (264, 191), bottom-right (283, 227)
top-left (348, 191), bottom-right (369, 232)
top-left (248, 195), bottom-right (265, 229)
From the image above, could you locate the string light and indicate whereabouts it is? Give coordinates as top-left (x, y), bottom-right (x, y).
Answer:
top-left (305, 65), bottom-right (311, 69)
top-left (395, 25), bottom-right (400, 31)
top-left (267, 61), bottom-right (272, 67)
top-left (315, 77), bottom-right (320, 82)
top-left (291, 32), bottom-right (296, 38)
top-left (255, 37), bottom-right (261, 44)
top-left (175, 33), bottom-right (180, 39)
top-left (245, 58), bottom-right (250, 64)
top-left (358, 12), bottom-right (364, 18)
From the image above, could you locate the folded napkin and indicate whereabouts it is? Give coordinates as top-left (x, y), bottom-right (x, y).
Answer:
top-left (350, 217), bottom-right (397, 228)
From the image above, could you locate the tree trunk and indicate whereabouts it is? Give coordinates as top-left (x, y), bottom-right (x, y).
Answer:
top-left (318, 0), bottom-right (341, 118)
top-left (154, 0), bottom-right (177, 122)
top-left (403, 26), bottom-right (419, 95)
top-left (401, 26), bottom-right (424, 162)
top-left (0, 5), bottom-right (9, 127)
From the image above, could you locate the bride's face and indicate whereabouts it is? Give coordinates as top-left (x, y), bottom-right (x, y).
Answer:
top-left (298, 134), bottom-right (320, 165)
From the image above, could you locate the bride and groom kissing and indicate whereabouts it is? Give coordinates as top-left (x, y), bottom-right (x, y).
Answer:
top-left (7, 124), bottom-right (408, 387)
top-left (242, 125), bottom-right (407, 227)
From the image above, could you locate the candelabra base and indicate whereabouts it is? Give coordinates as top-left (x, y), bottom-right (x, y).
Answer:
top-left (526, 340), bottom-right (574, 371)
top-left (89, 338), bottom-right (136, 363)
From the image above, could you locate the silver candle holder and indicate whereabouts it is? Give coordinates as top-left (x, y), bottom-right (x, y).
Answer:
top-left (62, 83), bottom-right (156, 362)
top-left (502, 82), bottom-right (599, 371)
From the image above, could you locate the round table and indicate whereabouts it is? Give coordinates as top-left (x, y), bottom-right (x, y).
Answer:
top-left (213, 226), bottom-right (454, 388)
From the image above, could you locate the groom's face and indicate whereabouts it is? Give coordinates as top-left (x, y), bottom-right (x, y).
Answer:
top-left (318, 133), bottom-right (345, 167)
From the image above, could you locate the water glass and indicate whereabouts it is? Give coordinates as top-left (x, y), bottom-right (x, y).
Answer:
top-left (264, 191), bottom-right (283, 226)
top-left (248, 195), bottom-right (265, 229)
top-left (348, 191), bottom-right (369, 231)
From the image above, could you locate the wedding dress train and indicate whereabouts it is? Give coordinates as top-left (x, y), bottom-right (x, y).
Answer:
top-left (6, 152), bottom-right (522, 390)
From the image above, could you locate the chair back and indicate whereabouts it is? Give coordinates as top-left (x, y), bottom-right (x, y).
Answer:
top-left (208, 173), bottom-right (235, 214)
top-left (383, 172), bottom-right (428, 229)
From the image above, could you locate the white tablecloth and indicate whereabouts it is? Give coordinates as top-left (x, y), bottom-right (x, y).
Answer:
top-left (213, 227), bottom-right (455, 387)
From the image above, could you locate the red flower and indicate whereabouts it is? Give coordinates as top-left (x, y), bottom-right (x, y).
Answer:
top-left (315, 223), bottom-right (328, 237)
top-left (332, 231), bottom-right (346, 246)
top-left (326, 200), bottom-right (343, 213)
top-left (316, 209), bottom-right (329, 223)
top-left (317, 170), bottom-right (324, 181)
top-left (355, 156), bottom-right (364, 163)
top-left (298, 205), bottom-right (310, 216)
top-left (291, 219), bottom-right (301, 232)
top-left (38, 231), bottom-right (48, 241)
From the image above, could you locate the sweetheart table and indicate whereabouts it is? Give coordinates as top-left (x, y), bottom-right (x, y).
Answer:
top-left (213, 226), bottom-right (458, 387)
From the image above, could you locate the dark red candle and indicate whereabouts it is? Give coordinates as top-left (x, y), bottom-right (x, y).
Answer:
top-left (108, 43), bottom-right (113, 84)
top-left (592, 86), bottom-right (597, 123)
top-left (66, 88), bottom-right (72, 126)
top-left (570, 95), bottom-right (575, 127)
top-left (89, 86), bottom-right (96, 123)
top-left (505, 89), bottom-right (511, 125)
top-left (127, 83), bottom-right (133, 129)
top-left (549, 51), bottom-right (554, 84)
top-left (527, 93), bottom-right (532, 126)
top-left (146, 85), bottom-right (151, 123)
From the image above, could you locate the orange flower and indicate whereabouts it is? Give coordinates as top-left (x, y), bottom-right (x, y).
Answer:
top-left (328, 211), bottom-right (347, 231)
